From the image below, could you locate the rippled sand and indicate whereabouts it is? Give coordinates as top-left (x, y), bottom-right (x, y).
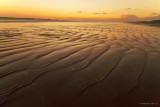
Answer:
top-left (0, 22), bottom-right (160, 107)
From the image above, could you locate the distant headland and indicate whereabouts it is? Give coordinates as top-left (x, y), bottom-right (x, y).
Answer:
top-left (131, 20), bottom-right (160, 27)
top-left (0, 17), bottom-right (73, 22)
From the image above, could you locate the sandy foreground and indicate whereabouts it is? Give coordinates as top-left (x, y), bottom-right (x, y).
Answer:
top-left (0, 22), bottom-right (160, 107)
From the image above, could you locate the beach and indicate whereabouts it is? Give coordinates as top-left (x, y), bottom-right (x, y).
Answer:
top-left (0, 22), bottom-right (160, 107)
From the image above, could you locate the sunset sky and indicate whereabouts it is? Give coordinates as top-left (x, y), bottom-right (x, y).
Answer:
top-left (0, 0), bottom-right (160, 20)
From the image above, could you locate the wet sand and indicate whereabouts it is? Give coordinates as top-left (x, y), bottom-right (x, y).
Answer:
top-left (0, 22), bottom-right (160, 107)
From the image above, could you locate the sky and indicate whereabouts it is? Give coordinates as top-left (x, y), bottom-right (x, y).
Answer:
top-left (0, 0), bottom-right (160, 20)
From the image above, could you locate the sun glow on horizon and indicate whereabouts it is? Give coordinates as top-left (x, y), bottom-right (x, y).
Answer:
top-left (0, 0), bottom-right (160, 20)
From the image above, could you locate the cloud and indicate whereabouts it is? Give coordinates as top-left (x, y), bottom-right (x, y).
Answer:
top-left (151, 13), bottom-right (159, 15)
top-left (77, 11), bottom-right (82, 14)
top-left (66, 13), bottom-right (160, 22)
top-left (93, 12), bottom-right (107, 15)
top-left (93, 13), bottom-right (101, 14)
top-left (119, 14), bottom-right (160, 22)
top-left (125, 8), bottom-right (132, 10)
top-left (120, 14), bottom-right (140, 22)
top-left (135, 9), bottom-right (140, 10)
top-left (147, 14), bottom-right (160, 20)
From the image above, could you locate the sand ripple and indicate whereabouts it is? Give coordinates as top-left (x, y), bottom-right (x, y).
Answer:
top-left (0, 22), bottom-right (160, 107)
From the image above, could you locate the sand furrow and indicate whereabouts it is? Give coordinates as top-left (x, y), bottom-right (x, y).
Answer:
top-left (31, 41), bottom-right (93, 60)
top-left (0, 51), bottom-right (31, 67)
top-left (0, 56), bottom-right (32, 78)
top-left (78, 51), bottom-right (123, 94)
top-left (102, 48), bottom-right (147, 96)
top-left (70, 44), bottom-right (110, 71)
top-left (0, 41), bottom-right (51, 52)
top-left (31, 43), bottom-right (100, 68)
top-left (0, 47), bottom-right (94, 105)
top-left (0, 43), bottom-right (50, 58)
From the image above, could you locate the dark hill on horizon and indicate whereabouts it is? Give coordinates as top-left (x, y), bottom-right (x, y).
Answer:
top-left (0, 17), bottom-right (72, 22)
top-left (131, 20), bottom-right (160, 27)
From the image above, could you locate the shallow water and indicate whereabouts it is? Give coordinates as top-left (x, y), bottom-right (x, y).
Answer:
top-left (0, 22), bottom-right (160, 107)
